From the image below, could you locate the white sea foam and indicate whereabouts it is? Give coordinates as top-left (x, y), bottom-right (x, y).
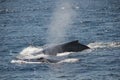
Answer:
top-left (11, 46), bottom-right (77, 64)
top-left (17, 46), bottom-right (73, 60)
top-left (87, 42), bottom-right (120, 49)
top-left (17, 46), bottom-right (49, 60)
top-left (11, 58), bottom-right (79, 64)
top-left (57, 58), bottom-right (79, 63)
top-left (11, 60), bottom-right (42, 64)
top-left (19, 46), bottom-right (43, 55)
top-left (11, 46), bottom-right (78, 64)
top-left (57, 52), bottom-right (73, 57)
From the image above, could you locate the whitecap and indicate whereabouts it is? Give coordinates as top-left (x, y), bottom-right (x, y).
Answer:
top-left (11, 60), bottom-right (42, 64)
top-left (57, 58), bottom-right (79, 63)
top-left (57, 52), bottom-right (73, 57)
top-left (87, 42), bottom-right (120, 49)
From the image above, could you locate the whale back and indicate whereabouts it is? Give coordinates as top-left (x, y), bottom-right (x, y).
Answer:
top-left (42, 40), bottom-right (90, 55)
top-left (62, 40), bottom-right (90, 52)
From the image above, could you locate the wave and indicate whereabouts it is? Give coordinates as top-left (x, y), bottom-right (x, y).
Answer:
top-left (57, 58), bottom-right (79, 64)
top-left (16, 46), bottom-right (73, 60)
top-left (87, 42), bottom-right (120, 49)
top-left (11, 58), bottom-right (79, 64)
top-left (11, 46), bottom-right (77, 64)
top-left (11, 59), bottom-right (43, 64)
top-left (16, 46), bottom-right (48, 60)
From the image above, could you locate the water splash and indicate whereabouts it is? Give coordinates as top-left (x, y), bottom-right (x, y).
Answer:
top-left (11, 45), bottom-right (76, 64)
top-left (15, 46), bottom-right (73, 60)
top-left (47, 1), bottom-right (75, 44)
top-left (57, 58), bottom-right (79, 63)
top-left (87, 42), bottom-right (120, 49)
top-left (57, 52), bottom-right (73, 57)
top-left (11, 58), bottom-right (79, 64)
top-left (11, 60), bottom-right (43, 64)
top-left (16, 46), bottom-right (48, 60)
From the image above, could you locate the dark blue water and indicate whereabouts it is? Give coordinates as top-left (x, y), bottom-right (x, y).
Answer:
top-left (0, 0), bottom-right (120, 80)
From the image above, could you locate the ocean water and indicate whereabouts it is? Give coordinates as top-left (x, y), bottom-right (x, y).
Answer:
top-left (0, 0), bottom-right (120, 80)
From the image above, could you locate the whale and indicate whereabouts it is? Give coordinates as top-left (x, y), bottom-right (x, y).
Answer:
top-left (15, 40), bottom-right (90, 64)
top-left (42, 40), bottom-right (90, 55)
top-left (33, 40), bottom-right (89, 63)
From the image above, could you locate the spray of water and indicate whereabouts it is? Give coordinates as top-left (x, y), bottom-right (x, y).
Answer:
top-left (87, 42), bottom-right (120, 49)
top-left (47, 1), bottom-right (75, 44)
